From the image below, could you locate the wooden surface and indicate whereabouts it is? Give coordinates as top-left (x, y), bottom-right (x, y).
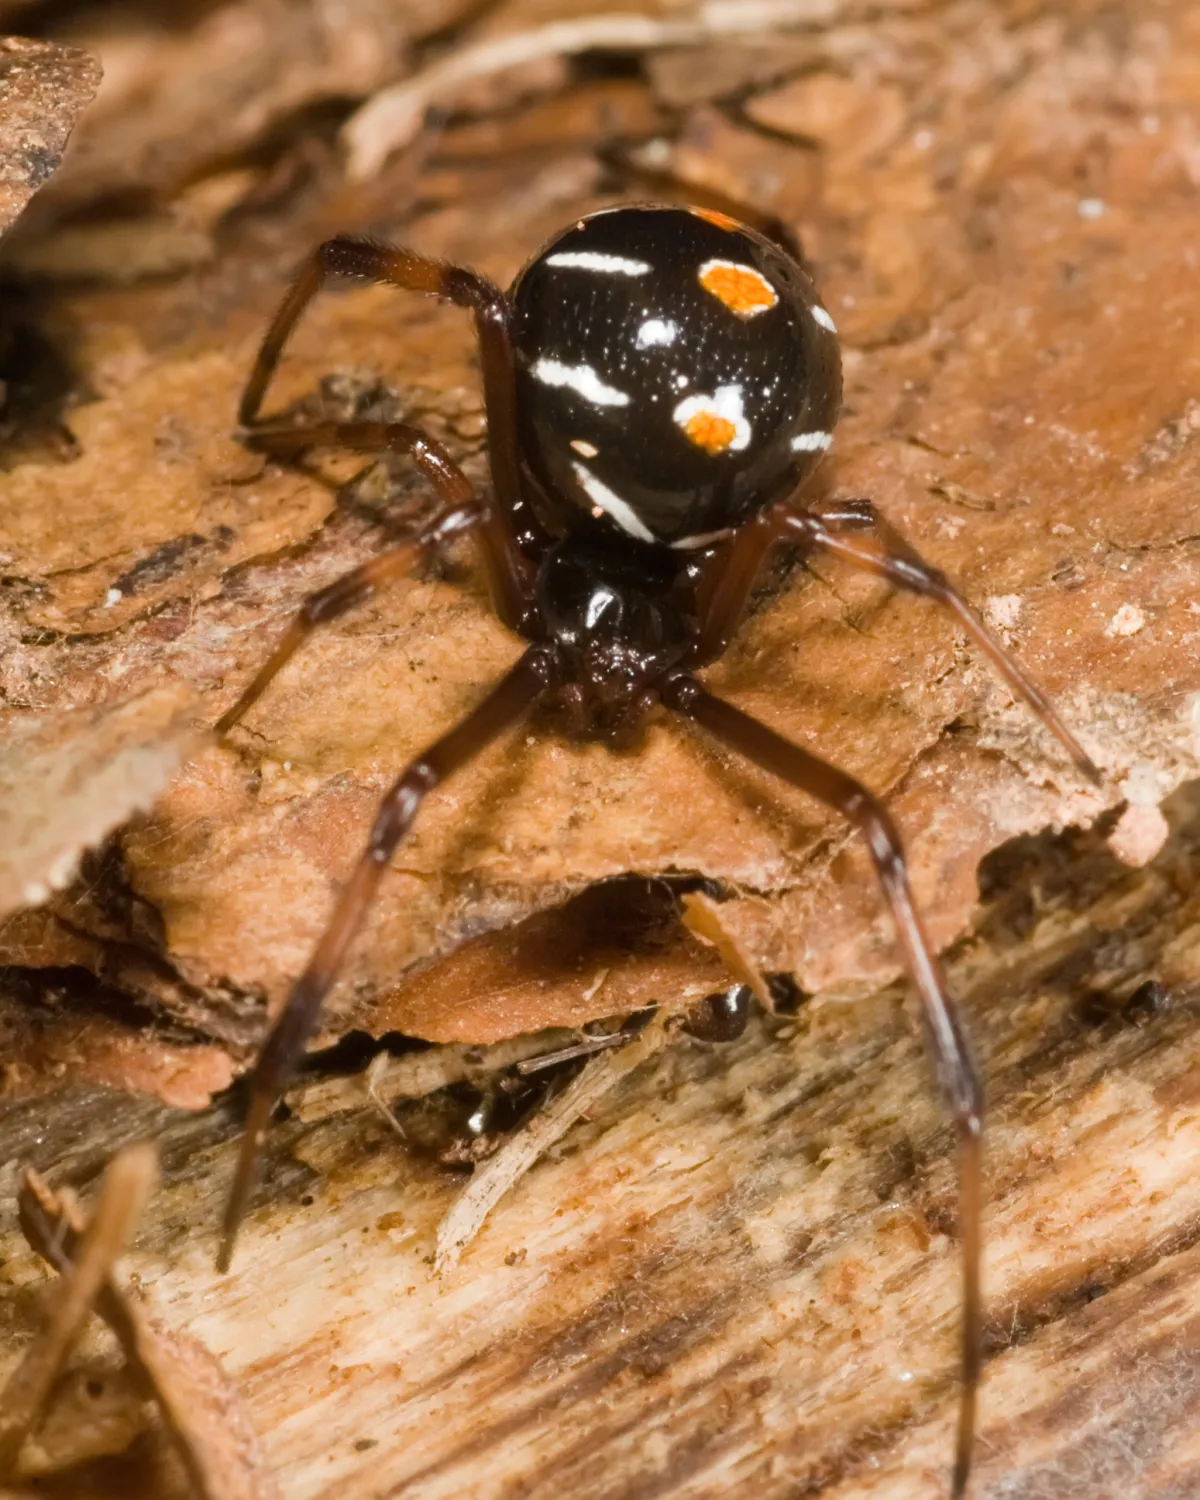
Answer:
top-left (4, 791), bottom-right (1200, 1497)
top-left (1, 1), bottom-right (1200, 1495)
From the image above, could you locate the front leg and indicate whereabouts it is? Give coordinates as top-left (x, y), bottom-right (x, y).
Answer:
top-left (216, 644), bottom-right (554, 1272)
top-left (792, 499), bottom-right (1099, 782)
top-left (689, 497), bottom-right (1098, 782)
top-left (245, 418), bottom-right (534, 635)
top-left (238, 235), bottom-right (538, 620)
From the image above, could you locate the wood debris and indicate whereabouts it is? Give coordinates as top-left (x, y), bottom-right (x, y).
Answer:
top-left (7, 789), bottom-right (1200, 1495)
top-left (435, 1011), bottom-right (674, 1269)
top-left (289, 1027), bottom-right (599, 1124)
top-left (0, 2), bottom-right (1198, 1487)
top-left (0, 0), bottom-right (1192, 1101)
top-left (3, 1146), bottom-right (279, 1500)
top-left (343, 4), bottom-right (841, 180)
top-left (0, 686), bottom-right (199, 922)
top-left (0, 35), bottom-right (99, 238)
top-left (0, 1143), bottom-right (158, 1473)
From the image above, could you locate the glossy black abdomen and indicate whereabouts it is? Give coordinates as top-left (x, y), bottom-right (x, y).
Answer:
top-left (509, 205), bottom-right (841, 550)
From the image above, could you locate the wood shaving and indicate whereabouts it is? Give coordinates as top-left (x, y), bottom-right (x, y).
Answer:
top-left (0, 1141), bottom-right (158, 1473)
top-left (15, 1157), bottom-right (280, 1500)
top-left (343, 3), bottom-right (842, 179)
top-left (0, 686), bottom-right (200, 922)
top-left (288, 1028), bottom-right (584, 1123)
top-left (681, 889), bottom-right (772, 1003)
top-left (435, 1011), bottom-right (673, 1270)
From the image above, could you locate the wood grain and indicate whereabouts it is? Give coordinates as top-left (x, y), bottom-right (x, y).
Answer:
top-left (1, 1), bottom-right (1199, 1494)
top-left (3, 789), bottom-right (1200, 1497)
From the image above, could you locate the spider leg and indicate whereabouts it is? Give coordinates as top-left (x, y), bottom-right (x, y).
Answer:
top-left (239, 234), bottom-right (535, 622)
top-left (250, 417), bottom-right (533, 637)
top-left (792, 501), bottom-right (1098, 783)
top-left (687, 506), bottom-right (783, 665)
top-left (217, 644), bottom-right (554, 1272)
top-left (215, 492), bottom-right (481, 734)
top-left (689, 499), bottom-right (1099, 783)
top-left (662, 674), bottom-right (983, 1500)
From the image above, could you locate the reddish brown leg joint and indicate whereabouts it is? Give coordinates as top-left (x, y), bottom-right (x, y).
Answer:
top-left (235, 235), bottom-right (537, 629)
top-left (243, 417), bottom-right (534, 633)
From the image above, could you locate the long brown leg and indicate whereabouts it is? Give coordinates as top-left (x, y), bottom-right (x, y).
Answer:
top-left (217, 644), bottom-right (555, 1272)
top-left (662, 674), bottom-right (982, 1498)
top-left (216, 492), bottom-right (482, 734)
top-left (689, 498), bottom-right (1099, 783)
top-left (688, 506), bottom-right (782, 666)
top-left (248, 417), bottom-right (533, 645)
top-left (240, 235), bottom-right (537, 626)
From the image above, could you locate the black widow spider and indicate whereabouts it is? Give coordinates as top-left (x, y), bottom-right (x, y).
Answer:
top-left (214, 202), bottom-right (1099, 1495)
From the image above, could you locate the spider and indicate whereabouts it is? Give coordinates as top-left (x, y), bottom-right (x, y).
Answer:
top-left (213, 202), bottom-right (1099, 1496)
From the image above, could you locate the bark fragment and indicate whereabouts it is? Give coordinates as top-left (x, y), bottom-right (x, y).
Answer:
top-left (0, 687), bottom-right (199, 923)
top-left (6, 1151), bottom-right (280, 1499)
top-left (0, 36), bottom-right (99, 239)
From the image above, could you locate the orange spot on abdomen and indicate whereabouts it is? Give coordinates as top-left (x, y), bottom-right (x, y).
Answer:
top-left (690, 207), bottom-right (742, 231)
top-left (682, 410), bottom-right (737, 454)
top-left (698, 260), bottom-right (778, 318)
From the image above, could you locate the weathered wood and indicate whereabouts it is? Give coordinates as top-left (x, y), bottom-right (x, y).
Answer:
top-left (1, 0), bottom-right (1199, 1494)
top-left (3, 0), bottom-right (1199, 1057)
top-left (3, 791), bottom-right (1200, 1496)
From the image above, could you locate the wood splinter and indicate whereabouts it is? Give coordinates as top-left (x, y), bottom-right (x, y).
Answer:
top-left (435, 1012), bottom-right (674, 1271)
top-left (2, 1143), bottom-right (279, 1500)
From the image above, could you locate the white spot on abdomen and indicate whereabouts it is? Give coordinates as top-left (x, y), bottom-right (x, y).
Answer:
top-left (635, 317), bottom-right (677, 348)
top-left (533, 358), bottom-right (630, 408)
top-left (571, 462), bottom-right (656, 543)
top-left (545, 251), bottom-right (651, 276)
top-left (791, 430), bottom-right (833, 453)
top-left (811, 305), bottom-right (837, 334)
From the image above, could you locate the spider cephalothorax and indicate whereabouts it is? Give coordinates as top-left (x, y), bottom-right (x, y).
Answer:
top-left (214, 203), bottom-right (1100, 1497)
